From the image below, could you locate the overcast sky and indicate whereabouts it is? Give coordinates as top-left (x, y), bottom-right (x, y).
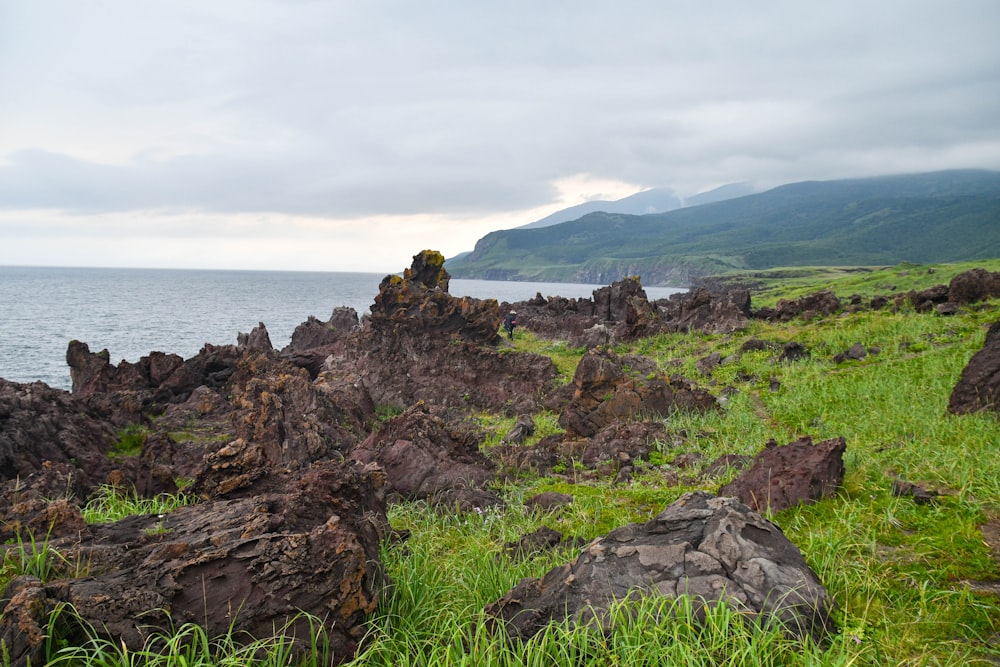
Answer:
top-left (1, 1), bottom-right (998, 273)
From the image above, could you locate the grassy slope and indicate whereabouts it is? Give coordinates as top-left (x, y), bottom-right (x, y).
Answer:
top-left (355, 262), bottom-right (1000, 666)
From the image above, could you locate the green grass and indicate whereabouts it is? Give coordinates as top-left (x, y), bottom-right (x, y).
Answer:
top-left (108, 424), bottom-right (148, 458)
top-left (20, 262), bottom-right (1000, 666)
top-left (44, 606), bottom-right (335, 667)
top-left (0, 526), bottom-right (69, 587)
top-left (81, 484), bottom-right (195, 524)
top-left (724, 258), bottom-right (1000, 307)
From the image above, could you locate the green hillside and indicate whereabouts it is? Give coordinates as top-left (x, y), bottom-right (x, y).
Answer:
top-left (447, 170), bottom-right (1000, 285)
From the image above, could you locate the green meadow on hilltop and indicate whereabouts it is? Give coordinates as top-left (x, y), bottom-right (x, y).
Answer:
top-left (4, 262), bottom-right (998, 666)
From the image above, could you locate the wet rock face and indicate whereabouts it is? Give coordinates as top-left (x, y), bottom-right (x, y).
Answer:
top-left (719, 436), bottom-right (846, 514)
top-left (485, 491), bottom-right (836, 643)
top-left (0, 461), bottom-right (388, 667)
top-left (949, 317), bottom-right (1000, 414)
top-left (559, 347), bottom-right (716, 438)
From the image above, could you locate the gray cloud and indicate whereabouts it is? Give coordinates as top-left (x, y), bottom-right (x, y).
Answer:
top-left (1, 0), bottom-right (999, 250)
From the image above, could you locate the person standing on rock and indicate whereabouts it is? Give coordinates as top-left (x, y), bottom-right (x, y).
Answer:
top-left (503, 310), bottom-right (517, 340)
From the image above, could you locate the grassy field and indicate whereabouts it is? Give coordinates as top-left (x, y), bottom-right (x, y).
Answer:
top-left (709, 258), bottom-right (1000, 307)
top-left (4, 262), bottom-right (998, 666)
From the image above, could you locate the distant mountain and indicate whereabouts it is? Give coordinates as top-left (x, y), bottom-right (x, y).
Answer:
top-left (521, 188), bottom-right (683, 229)
top-left (683, 182), bottom-right (755, 207)
top-left (519, 182), bottom-right (754, 230)
top-left (446, 170), bottom-right (1000, 285)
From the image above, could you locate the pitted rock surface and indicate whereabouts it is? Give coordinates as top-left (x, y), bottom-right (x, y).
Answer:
top-left (485, 491), bottom-right (835, 642)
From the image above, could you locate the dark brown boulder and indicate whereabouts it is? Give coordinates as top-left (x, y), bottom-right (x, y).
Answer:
top-left (948, 318), bottom-right (1000, 414)
top-left (759, 290), bottom-right (841, 322)
top-left (559, 348), bottom-right (716, 438)
top-left (236, 321), bottom-right (274, 353)
top-left (345, 330), bottom-right (558, 414)
top-left (485, 491), bottom-right (835, 643)
top-left (524, 491), bottom-right (574, 512)
top-left (66, 340), bottom-right (120, 395)
top-left (908, 284), bottom-right (950, 313)
top-left (502, 414), bottom-right (536, 444)
top-left (503, 526), bottom-right (588, 560)
top-left (719, 436), bottom-right (846, 514)
top-left (948, 268), bottom-right (1000, 305)
top-left (492, 420), bottom-right (673, 481)
top-left (489, 433), bottom-right (588, 479)
top-left (349, 403), bottom-right (495, 501)
top-left (0, 460), bottom-right (388, 667)
top-left (590, 276), bottom-right (667, 341)
top-left (581, 420), bottom-right (671, 467)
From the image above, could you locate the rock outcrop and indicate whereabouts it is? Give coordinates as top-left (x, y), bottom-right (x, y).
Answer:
top-left (66, 338), bottom-right (242, 424)
top-left (349, 403), bottom-right (496, 503)
top-left (0, 379), bottom-right (116, 495)
top-left (485, 491), bottom-right (835, 643)
top-left (0, 460), bottom-right (388, 667)
top-left (192, 351), bottom-right (374, 498)
top-left (559, 347), bottom-right (716, 438)
top-left (343, 250), bottom-right (559, 413)
top-left (280, 307), bottom-right (360, 378)
top-left (658, 287), bottom-right (752, 333)
top-left (756, 290), bottom-right (842, 322)
top-left (948, 317), bottom-right (1000, 414)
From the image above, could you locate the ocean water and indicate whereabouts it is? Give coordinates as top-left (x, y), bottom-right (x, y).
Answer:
top-left (0, 266), bottom-right (685, 390)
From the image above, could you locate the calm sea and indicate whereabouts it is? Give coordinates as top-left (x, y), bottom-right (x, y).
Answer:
top-left (0, 266), bottom-right (685, 390)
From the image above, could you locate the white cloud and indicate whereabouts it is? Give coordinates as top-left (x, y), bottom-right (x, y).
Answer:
top-left (1, 0), bottom-right (999, 271)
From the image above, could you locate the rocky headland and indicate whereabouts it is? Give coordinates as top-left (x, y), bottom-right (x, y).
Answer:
top-left (1, 251), bottom-right (998, 665)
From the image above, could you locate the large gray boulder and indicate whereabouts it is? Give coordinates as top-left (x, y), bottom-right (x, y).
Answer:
top-left (485, 491), bottom-right (835, 643)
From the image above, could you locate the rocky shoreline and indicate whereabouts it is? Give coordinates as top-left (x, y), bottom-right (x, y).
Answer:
top-left (1, 251), bottom-right (998, 665)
